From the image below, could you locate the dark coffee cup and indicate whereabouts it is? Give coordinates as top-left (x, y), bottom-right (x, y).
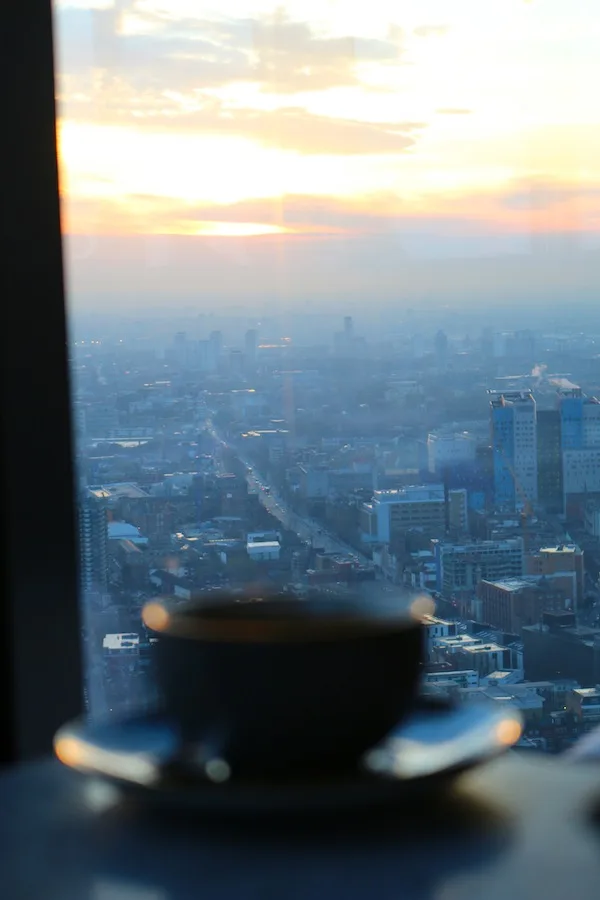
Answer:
top-left (143, 590), bottom-right (428, 777)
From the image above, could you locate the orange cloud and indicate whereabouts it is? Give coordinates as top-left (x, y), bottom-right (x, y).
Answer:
top-left (60, 178), bottom-right (600, 238)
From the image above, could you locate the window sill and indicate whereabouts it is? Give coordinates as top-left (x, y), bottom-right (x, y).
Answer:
top-left (1, 754), bottom-right (599, 898)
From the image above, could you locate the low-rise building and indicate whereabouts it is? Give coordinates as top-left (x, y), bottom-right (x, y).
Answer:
top-left (566, 687), bottom-right (600, 722)
top-left (360, 484), bottom-right (449, 543)
top-left (434, 538), bottom-right (524, 596)
top-left (477, 576), bottom-right (570, 635)
top-left (423, 669), bottom-right (479, 689)
top-left (422, 614), bottom-right (457, 660)
top-left (524, 544), bottom-right (584, 606)
top-left (247, 540), bottom-right (280, 561)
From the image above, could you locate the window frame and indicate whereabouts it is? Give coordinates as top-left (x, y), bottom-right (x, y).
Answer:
top-left (0, 1), bottom-right (82, 765)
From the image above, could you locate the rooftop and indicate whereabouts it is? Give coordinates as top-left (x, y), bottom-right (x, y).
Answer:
top-left (539, 545), bottom-right (581, 555)
top-left (460, 642), bottom-right (507, 655)
top-left (423, 614), bottom-right (455, 627)
top-left (373, 484), bottom-right (444, 504)
top-left (102, 633), bottom-right (140, 651)
top-left (89, 482), bottom-right (150, 500)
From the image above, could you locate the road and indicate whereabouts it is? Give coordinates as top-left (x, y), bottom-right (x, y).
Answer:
top-left (246, 468), bottom-right (372, 566)
top-left (206, 419), bottom-right (372, 567)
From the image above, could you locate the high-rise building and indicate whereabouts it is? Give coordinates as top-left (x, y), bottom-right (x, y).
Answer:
top-left (489, 391), bottom-right (537, 510)
top-left (434, 329), bottom-right (448, 361)
top-left (244, 329), bottom-right (257, 369)
top-left (557, 388), bottom-right (600, 450)
top-left (557, 389), bottom-right (600, 516)
top-left (173, 331), bottom-right (187, 367)
top-left (537, 409), bottom-right (563, 513)
top-left (78, 490), bottom-right (109, 595)
top-left (344, 316), bottom-right (353, 338)
top-left (209, 330), bottom-right (223, 369)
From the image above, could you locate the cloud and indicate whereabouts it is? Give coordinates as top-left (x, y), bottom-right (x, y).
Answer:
top-left (499, 178), bottom-right (600, 210)
top-left (54, 6), bottom-right (418, 155)
top-left (413, 25), bottom-right (450, 38)
top-left (436, 107), bottom-right (472, 115)
top-left (59, 83), bottom-right (423, 155)
top-left (56, 5), bottom-right (407, 98)
top-left (61, 191), bottom-right (415, 235)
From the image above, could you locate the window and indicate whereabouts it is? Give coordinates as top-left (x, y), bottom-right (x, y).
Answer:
top-left (1, 0), bottom-right (590, 758)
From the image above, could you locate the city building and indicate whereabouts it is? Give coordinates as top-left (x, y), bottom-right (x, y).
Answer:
top-left (426, 432), bottom-right (476, 475)
top-left (566, 687), bottom-right (600, 722)
top-left (477, 576), bottom-right (570, 635)
top-left (433, 635), bottom-right (512, 677)
top-left (536, 409), bottom-right (563, 513)
top-left (562, 448), bottom-right (600, 517)
top-left (246, 540), bottom-right (280, 561)
top-left (360, 484), bottom-right (450, 543)
top-left (244, 329), bottom-right (258, 370)
top-left (448, 488), bottom-right (468, 532)
top-left (489, 391), bottom-right (537, 511)
top-left (585, 502), bottom-right (600, 538)
top-left (423, 669), bottom-right (479, 689)
top-left (522, 612), bottom-right (600, 685)
top-left (557, 388), bottom-right (600, 450)
top-left (434, 537), bottom-right (524, 596)
top-left (298, 466), bottom-right (330, 500)
top-left (422, 614), bottom-right (458, 660)
top-left (524, 544), bottom-right (584, 606)
top-left (459, 684), bottom-right (544, 722)
top-left (78, 491), bottom-right (109, 595)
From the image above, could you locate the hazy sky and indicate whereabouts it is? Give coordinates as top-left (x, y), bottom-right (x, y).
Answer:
top-left (53, 0), bottom-right (600, 310)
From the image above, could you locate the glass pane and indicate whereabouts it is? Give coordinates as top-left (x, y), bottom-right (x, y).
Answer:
top-left (53, 0), bottom-right (600, 756)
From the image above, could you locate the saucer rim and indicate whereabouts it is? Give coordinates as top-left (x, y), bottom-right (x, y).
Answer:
top-left (54, 698), bottom-right (522, 814)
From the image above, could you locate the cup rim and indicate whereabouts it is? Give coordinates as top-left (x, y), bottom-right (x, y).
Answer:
top-left (143, 594), bottom-right (430, 644)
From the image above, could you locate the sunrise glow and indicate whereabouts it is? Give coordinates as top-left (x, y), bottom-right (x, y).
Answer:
top-left (54, 0), bottom-right (600, 240)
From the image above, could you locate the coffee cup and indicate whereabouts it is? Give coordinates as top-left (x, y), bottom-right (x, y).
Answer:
top-left (143, 590), bottom-right (429, 777)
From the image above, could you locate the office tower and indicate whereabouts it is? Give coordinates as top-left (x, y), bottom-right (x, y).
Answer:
top-left (489, 391), bottom-right (537, 511)
top-left (244, 328), bottom-right (257, 369)
top-left (173, 331), bottom-right (187, 367)
top-left (78, 490), bottom-right (109, 595)
top-left (344, 316), bottom-right (354, 338)
top-left (209, 329), bottom-right (222, 358)
top-left (537, 409), bottom-right (563, 513)
top-left (557, 388), bottom-right (600, 450)
top-left (434, 329), bottom-right (448, 360)
top-left (558, 389), bottom-right (600, 517)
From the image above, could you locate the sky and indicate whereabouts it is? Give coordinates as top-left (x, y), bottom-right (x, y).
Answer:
top-left (53, 0), bottom-right (600, 310)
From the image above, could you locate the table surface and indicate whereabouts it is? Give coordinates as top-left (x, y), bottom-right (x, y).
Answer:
top-left (2, 754), bottom-right (600, 900)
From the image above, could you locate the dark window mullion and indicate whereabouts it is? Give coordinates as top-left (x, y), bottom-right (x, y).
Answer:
top-left (0, 1), bottom-right (82, 765)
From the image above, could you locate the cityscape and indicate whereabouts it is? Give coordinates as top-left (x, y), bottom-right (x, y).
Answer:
top-left (50, 0), bottom-right (600, 756)
top-left (72, 311), bottom-right (600, 753)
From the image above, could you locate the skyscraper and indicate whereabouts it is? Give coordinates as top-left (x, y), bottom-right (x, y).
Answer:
top-left (344, 316), bottom-right (353, 338)
top-left (489, 391), bottom-right (537, 511)
top-left (537, 409), bottom-right (563, 513)
top-left (244, 328), bottom-right (257, 370)
top-left (557, 388), bottom-right (600, 450)
top-left (78, 490), bottom-right (109, 596)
